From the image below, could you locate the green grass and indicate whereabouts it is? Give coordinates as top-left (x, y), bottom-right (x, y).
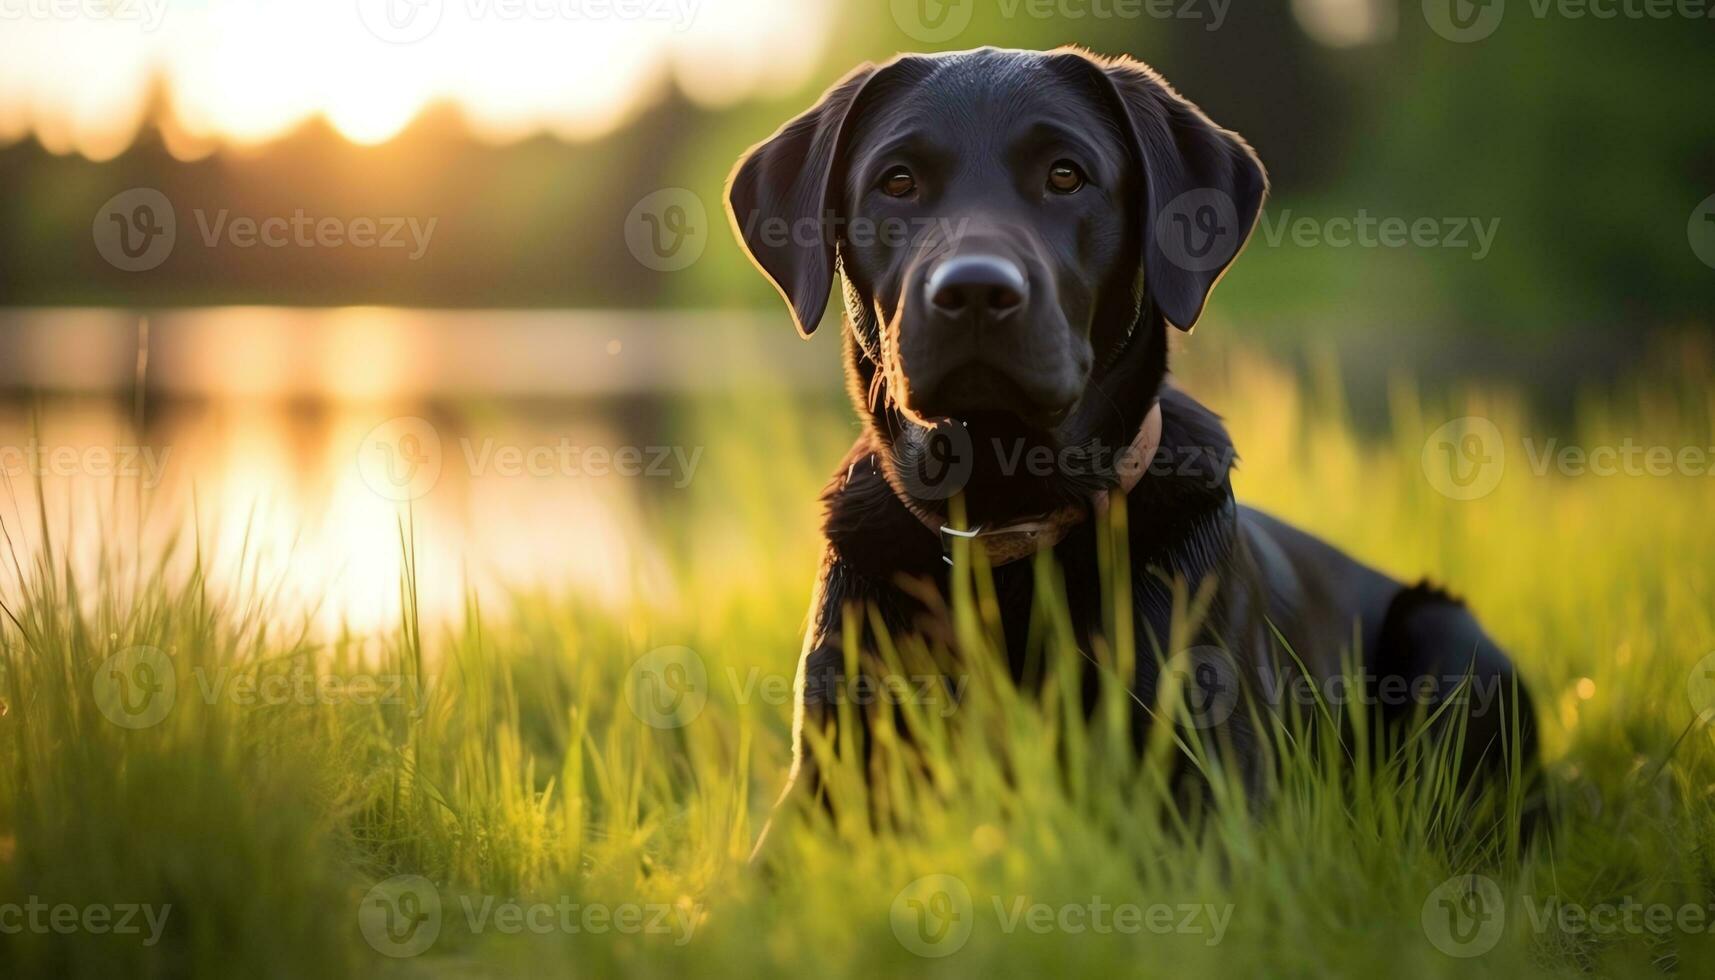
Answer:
top-left (2, 337), bottom-right (1713, 978)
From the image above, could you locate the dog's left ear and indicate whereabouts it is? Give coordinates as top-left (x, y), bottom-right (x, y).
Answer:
top-left (1075, 51), bottom-right (1269, 332)
top-left (726, 63), bottom-right (880, 338)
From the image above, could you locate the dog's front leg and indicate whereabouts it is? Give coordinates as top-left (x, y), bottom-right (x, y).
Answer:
top-left (783, 547), bottom-right (892, 807)
top-left (751, 546), bottom-right (920, 860)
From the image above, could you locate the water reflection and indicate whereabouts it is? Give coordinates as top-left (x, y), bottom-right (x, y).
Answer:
top-left (0, 307), bottom-right (824, 632)
top-left (0, 394), bottom-right (686, 633)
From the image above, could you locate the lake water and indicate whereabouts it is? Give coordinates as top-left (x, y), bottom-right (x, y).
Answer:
top-left (0, 307), bottom-right (836, 632)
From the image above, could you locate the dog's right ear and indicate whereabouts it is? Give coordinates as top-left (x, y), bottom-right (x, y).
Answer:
top-left (726, 64), bottom-right (878, 338)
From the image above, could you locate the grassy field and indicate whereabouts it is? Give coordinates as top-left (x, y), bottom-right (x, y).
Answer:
top-left (1, 336), bottom-right (1712, 978)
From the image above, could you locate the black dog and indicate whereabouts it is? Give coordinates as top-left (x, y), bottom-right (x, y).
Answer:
top-left (728, 47), bottom-right (1536, 816)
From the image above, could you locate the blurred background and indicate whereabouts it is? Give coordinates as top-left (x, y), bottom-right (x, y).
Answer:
top-left (0, 0), bottom-right (1710, 627)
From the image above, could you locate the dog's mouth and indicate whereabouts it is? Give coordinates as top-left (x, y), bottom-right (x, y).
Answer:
top-left (898, 362), bottom-right (1079, 434)
top-left (926, 408), bottom-right (1057, 442)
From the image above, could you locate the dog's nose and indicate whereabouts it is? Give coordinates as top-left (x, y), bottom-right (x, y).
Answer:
top-left (927, 255), bottom-right (1027, 319)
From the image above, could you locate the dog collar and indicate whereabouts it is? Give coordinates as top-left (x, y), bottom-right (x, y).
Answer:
top-left (910, 402), bottom-right (1163, 567)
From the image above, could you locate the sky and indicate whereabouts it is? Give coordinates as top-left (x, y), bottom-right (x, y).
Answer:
top-left (0, 0), bottom-right (837, 159)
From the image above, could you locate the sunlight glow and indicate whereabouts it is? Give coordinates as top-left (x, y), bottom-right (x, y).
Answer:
top-left (1290, 0), bottom-right (1396, 48)
top-left (0, 0), bottom-right (835, 158)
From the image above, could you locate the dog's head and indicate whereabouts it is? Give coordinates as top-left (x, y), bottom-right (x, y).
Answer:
top-left (729, 48), bottom-right (1265, 518)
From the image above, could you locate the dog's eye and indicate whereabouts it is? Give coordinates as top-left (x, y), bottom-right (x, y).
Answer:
top-left (1047, 161), bottom-right (1086, 194)
top-left (879, 167), bottom-right (917, 198)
